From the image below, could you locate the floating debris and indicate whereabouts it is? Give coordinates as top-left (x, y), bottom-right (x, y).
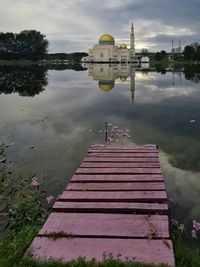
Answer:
top-left (0, 157), bottom-right (7, 163)
top-left (105, 122), bottom-right (131, 143)
top-left (162, 239), bottom-right (171, 248)
top-left (190, 120), bottom-right (196, 123)
top-left (30, 145), bottom-right (35, 149)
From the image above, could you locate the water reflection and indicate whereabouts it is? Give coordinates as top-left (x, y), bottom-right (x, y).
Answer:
top-left (88, 64), bottom-right (139, 102)
top-left (0, 65), bottom-right (47, 97)
top-left (0, 64), bottom-right (87, 97)
top-left (0, 63), bottom-right (200, 236)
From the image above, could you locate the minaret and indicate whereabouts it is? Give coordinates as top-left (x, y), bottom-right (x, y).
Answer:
top-left (130, 68), bottom-right (135, 103)
top-left (130, 22), bottom-right (135, 62)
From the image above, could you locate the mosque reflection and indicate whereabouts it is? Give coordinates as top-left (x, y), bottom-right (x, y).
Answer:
top-left (87, 64), bottom-right (149, 103)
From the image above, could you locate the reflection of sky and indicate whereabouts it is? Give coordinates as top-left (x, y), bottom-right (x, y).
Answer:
top-left (0, 68), bottom-right (200, 227)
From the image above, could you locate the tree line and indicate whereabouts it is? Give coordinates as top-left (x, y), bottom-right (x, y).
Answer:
top-left (183, 43), bottom-right (200, 61)
top-left (45, 52), bottom-right (88, 62)
top-left (0, 30), bottom-right (48, 60)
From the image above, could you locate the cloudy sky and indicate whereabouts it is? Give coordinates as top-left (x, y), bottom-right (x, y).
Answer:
top-left (0, 0), bottom-right (199, 53)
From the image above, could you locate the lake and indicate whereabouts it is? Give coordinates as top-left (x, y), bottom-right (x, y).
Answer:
top-left (0, 63), bottom-right (200, 234)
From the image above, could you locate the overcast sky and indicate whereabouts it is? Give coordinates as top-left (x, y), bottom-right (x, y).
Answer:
top-left (0, 0), bottom-right (199, 53)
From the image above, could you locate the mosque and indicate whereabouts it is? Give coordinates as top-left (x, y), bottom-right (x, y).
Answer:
top-left (86, 23), bottom-right (138, 63)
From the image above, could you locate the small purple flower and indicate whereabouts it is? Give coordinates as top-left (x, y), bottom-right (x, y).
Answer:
top-left (193, 220), bottom-right (200, 231)
top-left (191, 229), bottom-right (197, 239)
top-left (46, 195), bottom-right (54, 204)
top-left (31, 176), bottom-right (40, 187)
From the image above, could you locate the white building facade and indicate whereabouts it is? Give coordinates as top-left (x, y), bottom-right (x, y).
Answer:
top-left (88, 23), bottom-right (138, 63)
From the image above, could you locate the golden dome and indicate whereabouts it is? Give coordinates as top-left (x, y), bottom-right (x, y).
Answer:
top-left (120, 75), bottom-right (127, 81)
top-left (98, 80), bottom-right (115, 91)
top-left (99, 34), bottom-right (115, 45)
top-left (119, 43), bottom-right (127, 49)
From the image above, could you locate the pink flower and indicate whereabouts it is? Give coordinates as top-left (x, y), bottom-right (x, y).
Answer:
top-left (193, 220), bottom-right (200, 231)
top-left (46, 195), bottom-right (54, 204)
top-left (31, 176), bottom-right (40, 187)
top-left (191, 229), bottom-right (197, 239)
top-left (178, 224), bottom-right (185, 234)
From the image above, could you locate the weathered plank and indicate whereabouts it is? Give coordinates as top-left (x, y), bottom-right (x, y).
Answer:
top-left (80, 162), bottom-right (160, 168)
top-left (76, 168), bottom-right (161, 174)
top-left (88, 149), bottom-right (158, 153)
top-left (39, 213), bottom-right (169, 238)
top-left (87, 153), bottom-right (159, 158)
top-left (71, 174), bottom-right (164, 182)
top-left (83, 157), bottom-right (159, 163)
top-left (29, 237), bottom-right (175, 266)
top-left (53, 201), bottom-right (168, 214)
top-left (66, 182), bottom-right (165, 191)
top-left (90, 144), bottom-right (157, 150)
top-left (58, 191), bottom-right (167, 202)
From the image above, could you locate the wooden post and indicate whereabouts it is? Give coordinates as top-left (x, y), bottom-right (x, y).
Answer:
top-left (105, 122), bottom-right (108, 142)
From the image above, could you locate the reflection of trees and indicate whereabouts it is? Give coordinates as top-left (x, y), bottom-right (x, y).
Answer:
top-left (0, 65), bottom-right (47, 97)
top-left (184, 64), bottom-right (200, 83)
top-left (154, 64), bottom-right (167, 74)
top-left (0, 63), bottom-right (87, 97)
top-left (46, 63), bottom-right (87, 71)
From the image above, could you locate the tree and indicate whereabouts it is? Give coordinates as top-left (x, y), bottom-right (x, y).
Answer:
top-left (0, 30), bottom-right (48, 60)
top-left (160, 50), bottom-right (167, 57)
top-left (141, 48), bottom-right (148, 55)
top-left (184, 45), bottom-right (195, 61)
top-left (154, 50), bottom-right (167, 61)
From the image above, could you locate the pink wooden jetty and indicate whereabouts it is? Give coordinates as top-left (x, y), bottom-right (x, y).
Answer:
top-left (28, 144), bottom-right (175, 266)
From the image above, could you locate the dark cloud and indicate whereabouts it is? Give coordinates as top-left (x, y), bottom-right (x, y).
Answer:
top-left (0, 0), bottom-right (199, 52)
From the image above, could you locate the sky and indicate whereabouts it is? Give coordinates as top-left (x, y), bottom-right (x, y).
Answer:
top-left (0, 0), bottom-right (199, 53)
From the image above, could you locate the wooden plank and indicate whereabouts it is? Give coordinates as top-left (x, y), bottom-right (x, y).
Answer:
top-left (71, 174), bottom-right (164, 182)
top-left (58, 191), bottom-right (167, 202)
top-left (83, 157), bottom-right (159, 163)
top-left (76, 168), bottom-right (161, 174)
top-left (80, 162), bottom-right (160, 168)
top-left (39, 213), bottom-right (169, 238)
top-left (87, 153), bottom-right (159, 158)
top-left (88, 149), bottom-right (158, 153)
top-left (66, 182), bottom-right (165, 191)
top-left (29, 237), bottom-right (175, 266)
top-left (53, 201), bottom-right (168, 214)
top-left (90, 144), bottom-right (157, 150)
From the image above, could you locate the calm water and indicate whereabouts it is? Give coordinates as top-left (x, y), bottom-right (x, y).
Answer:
top-left (0, 63), bottom-right (200, 233)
